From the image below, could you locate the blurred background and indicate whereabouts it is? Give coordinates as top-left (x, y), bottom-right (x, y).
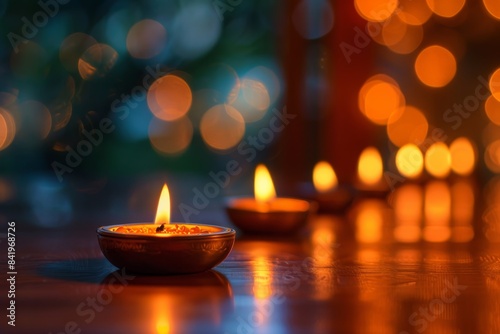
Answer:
top-left (2, 0), bottom-right (500, 238)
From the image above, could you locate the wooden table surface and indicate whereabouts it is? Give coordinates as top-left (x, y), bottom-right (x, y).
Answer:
top-left (2, 179), bottom-right (500, 334)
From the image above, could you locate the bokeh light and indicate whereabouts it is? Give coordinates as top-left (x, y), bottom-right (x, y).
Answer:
top-left (415, 45), bottom-right (456, 88)
top-left (231, 78), bottom-right (271, 123)
top-left (424, 181), bottom-right (451, 242)
top-left (0, 108), bottom-right (16, 151)
top-left (393, 184), bottom-right (423, 243)
top-left (425, 142), bottom-right (451, 178)
top-left (200, 104), bottom-right (245, 151)
top-left (172, 2), bottom-right (221, 60)
top-left (387, 106), bottom-right (428, 147)
top-left (126, 19), bottom-right (167, 59)
top-left (485, 95), bottom-right (500, 125)
top-left (397, 0), bottom-right (432, 25)
top-left (484, 139), bottom-right (500, 173)
top-left (358, 74), bottom-right (405, 125)
top-left (60, 33), bottom-right (98, 72)
top-left (244, 66), bottom-right (281, 105)
top-left (382, 15), bottom-right (408, 47)
top-left (489, 68), bottom-right (500, 101)
top-left (78, 43), bottom-right (118, 80)
top-left (449, 137), bottom-right (475, 176)
top-left (147, 75), bottom-right (192, 121)
top-left (426, 0), bottom-right (465, 18)
top-left (355, 200), bottom-right (384, 243)
top-left (313, 161), bottom-right (338, 193)
top-left (357, 147), bottom-right (383, 185)
top-left (386, 23), bottom-right (424, 54)
top-left (395, 144), bottom-right (424, 179)
top-left (148, 116), bottom-right (193, 156)
top-left (354, 0), bottom-right (399, 22)
top-left (483, 0), bottom-right (500, 20)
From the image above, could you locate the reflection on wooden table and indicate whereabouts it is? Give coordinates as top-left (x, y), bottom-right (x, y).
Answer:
top-left (5, 178), bottom-right (500, 334)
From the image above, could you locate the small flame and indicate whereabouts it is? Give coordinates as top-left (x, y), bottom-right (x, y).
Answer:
top-left (357, 147), bottom-right (383, 186)
top-left (155, 183), bottom-right (170, 224)
top-left (313, 161), bottom-right (338, 193)
top-left (254, 164), bottom-right (276, 202)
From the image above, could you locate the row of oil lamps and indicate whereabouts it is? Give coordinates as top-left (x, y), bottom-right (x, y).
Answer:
top-left (96, 146), bottom-right (469, 275)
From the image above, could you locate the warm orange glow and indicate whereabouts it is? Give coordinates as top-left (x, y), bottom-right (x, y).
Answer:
top-left (387, 106), bottom-right (428, 147)
top-left (425, 142), bottom-right (451, 178)
top-left (0, 108), bottom-right (16, 151)
top-left (156, 318), bottom-right (170, 334)
top-left (451, 181), bottom-right (474, 223)
top-left (313, 161), bottom-right (338, 193)
top-left (230, 78), bottom-right (271, 123)
top-left (127, 19), bottom-right (167, 59)
top-left (354, 0), bottom-right (398, 22)
top-left (415, 45), bottom-right (456, 88)
top-left (200, 104), bottom-right (245, 151)
top-left (485, 139), bottom-right (500, 173)
top-left (397, 0), bottom-right (432, 25)
top-left (424, 181), bottom-right (451, 242)
top-left (483, 0), bottom-right (500, 20)
top-left (489, 68), bottom-right (500, 101)
top-left (148, 75), bottom-right (192, 121)
top-left (449, 137), bottom-right (475, 176)
top-left (395, 144), bottom-right (424, 179)
top-left (241, 79), bottom-right (271, 112)
top-left (485, 95), bottom-right (500, 125)
top-left (155, 184), bottom-right (171, 225)
top-left (149, 116), bottom-right (193, 155)
top-left (394, 184), bottom-right (423, 243)
top-left (358, 147), bottom-right (383, 186)
top-left (355, 201), bottom-right (383, 243)
top-left (387, 23), bottom-right (424, 54)
top-left (254, 164), bottom-right (276, 202)
top-left (426, 0), bottom-right (465, 18)
top-left (358, 75), bottom-right (405, 125)
top-left (253, 256), bottom-right (272, 299)
top-left (382, 15), bottom-right (408, 46)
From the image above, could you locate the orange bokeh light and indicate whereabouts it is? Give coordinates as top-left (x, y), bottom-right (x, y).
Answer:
top-left (483, 0), bottom-right (500, 20)
top-left (313, 161), bottom-right (338, 193)
top-left (148, 116), bottom-right (193, 155)
top-left (386, 23), bottom-right (423, 54)
top-left (425, 142), bottom-right (451, 178)
top-left (148, 74), bottom-right (192, 121)
top-left (485, 95), bottom-right (500, 125)
top-left (387, 106), bottom-right (428, 147)
top-left (426, 0), bottom-right (465, 18)
top-left (355, 0), bottom-right (399, 22)
top-left (358, 74), bottom-right (405, 125)
top-left (489, 68), bottom-right (500, 101)
top-left (126, 19), bottom-right (167, 59)
top-left (415, 45), bottom-right (456, 88)
top-left (449, 137), bottom-right (475, 176)
top-left (395, 144), bottom-right (424, 179)
top-left (200, 104), bottom-right (245, 151)
top-left (357, 147), bottom-right (383, 186)
top-left (397, 0), bottom-right (432, 25)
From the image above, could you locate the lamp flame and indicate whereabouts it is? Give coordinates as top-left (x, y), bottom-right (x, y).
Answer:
top-left (313, 161), bottom-right (338, 193)
top-left (254, 164), bottom-right (276, 202)
top-left (357, 147), bottom-right (383, 186)
top-left (155, 183), bottom-right (170, 224)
